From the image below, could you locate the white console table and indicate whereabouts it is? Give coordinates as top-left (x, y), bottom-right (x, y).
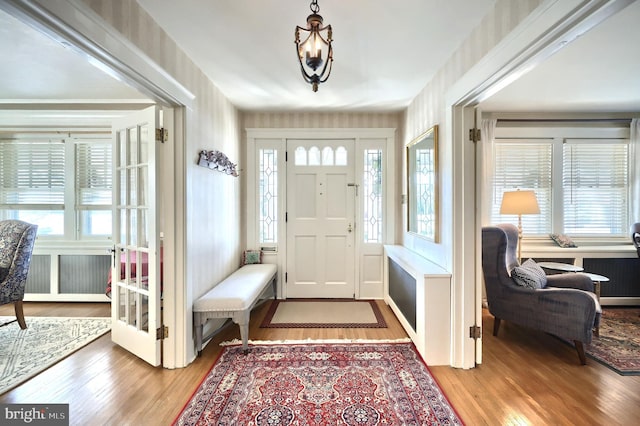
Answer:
top-left (384, 245), bottom-right (452, 366)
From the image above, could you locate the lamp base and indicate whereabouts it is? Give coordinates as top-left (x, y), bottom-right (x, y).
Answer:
top-left (517, 214), bottom-right (523, 264)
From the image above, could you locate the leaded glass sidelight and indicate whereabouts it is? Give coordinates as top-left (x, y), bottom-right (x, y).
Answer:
top-left (259, 149), bottom-right (278, 243)
top-left (364, 149), bottom-right (383, 243)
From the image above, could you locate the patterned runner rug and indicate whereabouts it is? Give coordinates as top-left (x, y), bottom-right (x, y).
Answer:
top-left (260, 300), bottom-right (387, 328)
top-left (0, 316), bottom-right (111, 394)
top-left (585, 307), bottom-right (640, 375)
top-left (174, 340), bottom-right (462, 425)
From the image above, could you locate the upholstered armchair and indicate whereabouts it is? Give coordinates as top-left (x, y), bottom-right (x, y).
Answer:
top-left (0, 220), bottom-right (38, 329)
top-left (632, 223), bottom-right (640, 258)
top-left (482, 223), bottom-right (601, 365)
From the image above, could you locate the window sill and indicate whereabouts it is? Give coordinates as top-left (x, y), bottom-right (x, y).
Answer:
top-left (33, 240), bottom-right (112, 255)
top-left (521, 243), bottom-right (637, 259)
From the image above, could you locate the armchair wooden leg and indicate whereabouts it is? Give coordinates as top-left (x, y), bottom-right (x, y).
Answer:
top-left (15, 300), bottom-right (27, 330)
top-left (574, 340), bottom-right (586, 365)
top-left (493, 317), bottom-right (501, 336)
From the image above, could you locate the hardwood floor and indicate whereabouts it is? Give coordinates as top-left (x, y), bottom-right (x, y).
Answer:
top-left (1, 301), bottom-right (639, 425)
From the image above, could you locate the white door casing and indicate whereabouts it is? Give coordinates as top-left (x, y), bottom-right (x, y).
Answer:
top-left (111, 106), bottom-right (162, 366)
top-left (286, 139), bottom-right (356, 298)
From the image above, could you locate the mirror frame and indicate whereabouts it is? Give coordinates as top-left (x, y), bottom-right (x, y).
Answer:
top-left (406, 125), bottom-right (439, 242)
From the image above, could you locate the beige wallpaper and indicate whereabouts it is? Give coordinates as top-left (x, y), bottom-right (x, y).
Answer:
top-left (242, 111), bottom-right (401, 130)
top-left (402, 0), bottom-right (544, 261)
top-left (83, 0), bottom-right (243, 303)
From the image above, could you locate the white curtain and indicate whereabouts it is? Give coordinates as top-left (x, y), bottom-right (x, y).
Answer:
top-left (631, 118), bottom-right (640, 223)
top-left (480, 119), bottom-right (497, 225)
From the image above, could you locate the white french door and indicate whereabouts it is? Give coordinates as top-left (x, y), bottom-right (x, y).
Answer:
top-left (286, 139), bottom-right (356, 298)
top-left (110, 106), bottom-right (162, 366)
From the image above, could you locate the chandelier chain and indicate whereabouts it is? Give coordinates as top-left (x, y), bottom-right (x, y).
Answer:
top-left (310, 0), bottom-right (320, 14)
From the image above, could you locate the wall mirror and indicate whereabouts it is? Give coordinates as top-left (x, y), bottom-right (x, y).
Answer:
top-left (407, 125), bottom-right (439, 242)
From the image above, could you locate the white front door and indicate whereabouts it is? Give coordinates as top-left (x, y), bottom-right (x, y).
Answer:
top-left (286, 139), bottom-right (356, 298)
top-left (110, 106), bottom-right (162, 366)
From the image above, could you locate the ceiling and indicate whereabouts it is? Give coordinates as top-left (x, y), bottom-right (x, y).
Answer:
top-left (480, 0), bottom-right (640, 113)
top-left (134, 0), bottom-right (496, 111)
top-left (0, 7), bottom-right (147, 103)
top-left (0, 0), bottom-right (638, 114)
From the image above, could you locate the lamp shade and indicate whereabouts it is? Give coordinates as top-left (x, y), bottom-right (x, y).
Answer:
top-left (500, 190), bottom-right (540, 215)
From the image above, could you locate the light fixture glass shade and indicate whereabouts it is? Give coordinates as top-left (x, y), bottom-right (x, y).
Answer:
top-left (295, 0), bottom-right (333, 92)
top-left (500, 190), bottom-right (540, 215)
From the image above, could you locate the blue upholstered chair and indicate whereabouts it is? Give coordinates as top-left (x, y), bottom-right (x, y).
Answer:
top-left (0, 220), bottom-right (38, 329)
top-left (482, 223), bottom-right (601, 365)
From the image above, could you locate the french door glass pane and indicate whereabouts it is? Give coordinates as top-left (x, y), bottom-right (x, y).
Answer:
top-left (129, 169), bottom-right (137, 205)
top-left (139, 125), bottom-right (149, 164)
top-left (128, 128), bottom-right (137, 166)
top-left (139, 166), bottom-right (148, 206)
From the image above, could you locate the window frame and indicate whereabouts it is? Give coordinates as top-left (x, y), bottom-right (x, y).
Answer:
top-left (0, 132), bottom-right (113, 241)
top-left (490, 124), bottom-right (632, 241)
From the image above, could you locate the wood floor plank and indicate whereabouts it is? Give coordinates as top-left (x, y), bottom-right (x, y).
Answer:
top-left (1, 301), bottom-right (639, 425)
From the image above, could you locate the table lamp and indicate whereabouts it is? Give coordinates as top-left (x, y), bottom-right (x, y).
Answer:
top-left (500, 189), bottom-right (540, 263)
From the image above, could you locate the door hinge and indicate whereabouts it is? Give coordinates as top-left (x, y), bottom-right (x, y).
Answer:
top-left (285, 272), bottom-right (288, 283)
top-left (155, 128), bottom-right (168, 143)
top-left (285, 212), bottom-right (288, 222)
top-left (469, 128), bottom-right (481, 143)
top-left (469, 325), bottom-right (481, 339)
top-left (156, 325), bottom-right (169, 340)
top-left (285, 151), bottom-right (288, 162)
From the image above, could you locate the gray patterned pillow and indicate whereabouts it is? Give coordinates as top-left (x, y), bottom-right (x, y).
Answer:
top-left (511, 259), bottom-right (547, 289)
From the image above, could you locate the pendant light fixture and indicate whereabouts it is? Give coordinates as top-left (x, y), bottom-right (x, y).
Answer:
top-left (294, 0), bottom-right (333, 92)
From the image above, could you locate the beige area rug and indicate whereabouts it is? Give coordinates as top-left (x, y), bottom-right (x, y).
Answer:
top-left (260, 299), bottom-right (387, 328)
top-left (0, 316), bottom-right (111, 395)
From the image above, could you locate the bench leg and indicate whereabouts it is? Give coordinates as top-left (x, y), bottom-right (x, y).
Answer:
top-left (234, 310), bottom-right (251, 354)
top-left (271, 275), bottom-right (277, 299)
top-left (194, 314), bottom-right (203, 357)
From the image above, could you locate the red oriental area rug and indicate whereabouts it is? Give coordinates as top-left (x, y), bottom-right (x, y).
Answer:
top-left (174, 341), bottom-right (463, 425)
top-left (586, 307), bottom-right (640, 375)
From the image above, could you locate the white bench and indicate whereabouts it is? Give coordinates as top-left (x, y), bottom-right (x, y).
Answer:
top-left (193, 263), bottom-right (277, 355)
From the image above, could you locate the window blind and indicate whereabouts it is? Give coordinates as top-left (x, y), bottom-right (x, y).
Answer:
top-left (493, 141), bottom-right (552, 235)
top-left (75, 141), bottom-right (113, 207)
top-left (563, 139), bottom-right (629, 235)
top-left (0, 140), bottom-right (65, 207)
